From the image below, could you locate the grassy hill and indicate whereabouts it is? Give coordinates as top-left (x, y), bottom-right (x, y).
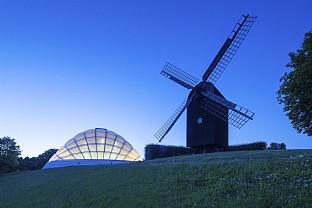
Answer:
top-left (1, 150), bottom-right (311, 208)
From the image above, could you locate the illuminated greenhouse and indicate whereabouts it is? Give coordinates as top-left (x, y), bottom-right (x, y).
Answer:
top-left (43, 128), bottom-right (143, 169)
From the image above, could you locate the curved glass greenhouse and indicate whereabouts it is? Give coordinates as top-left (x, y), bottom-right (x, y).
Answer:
top-left (43, 128), bottom-right (142, 169)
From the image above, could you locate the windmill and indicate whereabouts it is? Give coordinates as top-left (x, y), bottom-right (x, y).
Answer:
top-left (155, 14), bottom-right (257, 151)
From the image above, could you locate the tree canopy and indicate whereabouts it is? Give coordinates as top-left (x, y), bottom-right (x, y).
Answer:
top-left (18, 148), bottom-right (58, 171)
top-left (277, 31), bottom-right (312, 136)
top-left (0, 136), bottom-right (21, 173)
top-left (267, 142), bottom-right (286, 150)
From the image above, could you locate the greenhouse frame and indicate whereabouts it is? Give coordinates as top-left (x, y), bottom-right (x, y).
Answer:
top-left (43, 128), bottom-right (142, 169)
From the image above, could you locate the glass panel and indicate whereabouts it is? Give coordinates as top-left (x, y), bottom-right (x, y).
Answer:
top-left (122, 143), bottom-right (133, 152)
top-left (128, 151), bottom-right (138, 159)
top-left (66, 142), bottom-right (77, 149)
top-left (87, 137), bottom-right (96, 144)
top-left (106, 131), bottom-right (116, 139)
top-left (88, 144), bottom-right (96, 152)
top-left (116, 136), bottom-right (125, 144)
top-left (119, 149), bottom-right (130, 156)
top-left (97, 152), bottom-right (104, 159)
top-left (97, 144), bottom-right (105, 152)
top-left (105, 145), bottom-right (113, 153)
top-left (96, 137), bottom-right (105, 145)
top-left (57, 146), bottom-right (67, 155)
top-left (65, 139), bottom-right (75, 146)
top-left (83, 152), bottom-right (91, 159)
top-left (95, 129), bottom-right (106, 137)
top-left (116, 154), bottom-right (126, 160)
top-left (109, 153), bottom-right (118, 160)
top-left (124, 156), bottom-right (134, 161)
top-left (79, 145), bottom-right (89, 153)
top-left (63, 155), bottom-right (75, 160)
top-left (135, 157), bottom-right (143, 161)
top-left (73, 153), bottom-right (84, 159)
top-left (58, 150), bottom-right (70, 158)
top-left (69, 147), bottom-right (81, 154)
top-left (76, 139), bottom-right (87, 146)
top-left (105, 138), bottom-right (114, 146)
top-left (131, 149), bottom-right (140, 156)
top-left (104, 152), bottom-right (110, 159)
top-left (75, 133), bottom-right (85, 141)
top-left (114, 140), bottom-right (123, 148)
top-left (85, 129), bottom-right (95, 138)
top-left (49, 155), bottom-right (58, 161)
top-left (112, 146), bottom-right (121, 154)
top-left (90, 152), bottom-right (97, 159)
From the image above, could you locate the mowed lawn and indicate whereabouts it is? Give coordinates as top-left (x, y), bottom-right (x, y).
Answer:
top-left (0, 150), bottom-right (311, 208)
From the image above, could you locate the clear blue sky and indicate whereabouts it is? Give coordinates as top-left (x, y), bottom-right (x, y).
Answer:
top-left (1, 0), bottom-right (311, 158)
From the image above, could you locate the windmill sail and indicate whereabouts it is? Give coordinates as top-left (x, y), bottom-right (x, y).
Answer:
top-left (202, 15), bottom-right (257, 83)
top-left (155, 98), bottom-right (190, 142)
top-left (161, 62), bottom-right (199, 89)
top-left (201, 95), bottom-right (254, 129)
top-left (155, 14), bottom-right (256, 144)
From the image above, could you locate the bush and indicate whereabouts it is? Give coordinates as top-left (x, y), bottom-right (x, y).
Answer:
top-left (145, 141), bottom-right (268, 160)
top-left (226, 141), bottom-right (267, 152)
top-left (145, 144), bottom-right (193, 160)
top-left (267, 142), bottom-right (287, 150)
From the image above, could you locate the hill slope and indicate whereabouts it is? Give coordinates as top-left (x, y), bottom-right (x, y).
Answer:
top-left (1, 150), bottom-right (311, 208)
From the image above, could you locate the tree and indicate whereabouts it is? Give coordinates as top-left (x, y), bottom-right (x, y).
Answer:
top-left (18, 148), bottom-right (58, 171)
top-left (36, 148), bottom-right (58, 169)
top-left (268, 142), bottom-right (280, 150)
top-left (280, 143), bottom-right (286, 150)
top-left (277, 31), bottom-right (312, 136)
top-left (18, 156), bottom-right (37, 171)
top-left (0, 137), bottom-right (21, 173)
top-left (267, 142), bottom-right (287, 150)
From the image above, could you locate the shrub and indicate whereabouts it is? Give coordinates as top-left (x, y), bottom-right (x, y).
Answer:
top-left (145, 144), bottom-right (193, 160)
top-left (267, 142), bottom-right (287, 150)
top-left (226, 141), bottom-right (267, 151)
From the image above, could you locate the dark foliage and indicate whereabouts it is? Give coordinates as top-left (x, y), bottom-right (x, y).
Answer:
top-left (277, 31), bottom-right (312, 136)
top-left (0, 136), bottom-right (21, 174)
top-left (267, 142), bottom-right (287, 150)
top-left (19, 148), bottom-right (58, 171)
top-left (225, 141), bottom-right (267, 151)
top-left (18, 157), bottom-right (38, 171)
top-left (145, 142), bottom-right (269, 160)
top-left (145, 144), bottom-right (193, 160)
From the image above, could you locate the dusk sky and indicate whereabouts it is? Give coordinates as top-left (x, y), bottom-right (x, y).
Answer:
top-left (1, 0), bottom-right (311, 158)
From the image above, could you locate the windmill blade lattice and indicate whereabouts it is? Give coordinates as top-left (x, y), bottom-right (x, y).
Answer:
top-left (201, 96), bottom-right (254, 129)
top-left (161, 62), bottom-right (199, 89)
top-left (155, 98), bottom-right (190, 142)
top-left (203, 15), bottom-right (257, 84)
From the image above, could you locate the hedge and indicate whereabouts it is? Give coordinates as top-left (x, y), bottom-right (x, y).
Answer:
top-left (226, 141), bottom-right (267, 151)
top-left (145, 144), bottom-right (193, 160)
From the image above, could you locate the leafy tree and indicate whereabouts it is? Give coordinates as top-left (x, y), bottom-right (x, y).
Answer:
top-left (36, 148), bottom-right (58, 169)
top-left (268, 142), bottom-right (280, 150)
top-left (18, 148), bottom-right (57, 171)
top-left (0, 136), bottom-right (21, 173)
top-left (280, 143), bottom-right (286, 150)
top-left (268, 142), bottom-right (287, 150)
top-left (277, 31), bottom-right (312, 136)
top-left (18, 156), bottom-right (37, 171)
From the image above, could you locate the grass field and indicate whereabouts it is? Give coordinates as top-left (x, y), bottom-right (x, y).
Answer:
top-left (0, 150), bottom-right (311, 208)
